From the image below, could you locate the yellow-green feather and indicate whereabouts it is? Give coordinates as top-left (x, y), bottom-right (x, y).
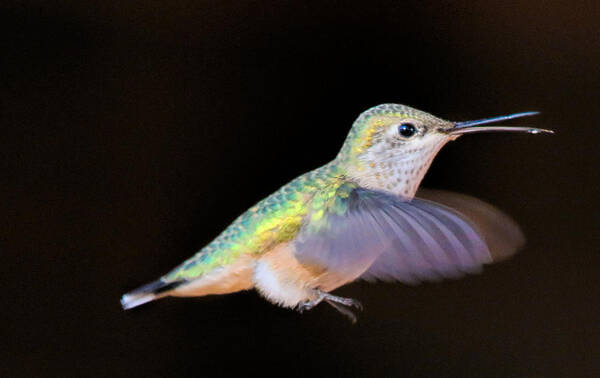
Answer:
top-left (164, 163), bottom-right (346, 281)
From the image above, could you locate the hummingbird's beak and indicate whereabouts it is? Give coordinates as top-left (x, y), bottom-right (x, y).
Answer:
top-left (446, 111), bottom-right (554, 135)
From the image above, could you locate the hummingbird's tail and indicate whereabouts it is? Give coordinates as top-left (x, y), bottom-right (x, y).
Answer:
top-left (120, 279), bottom-right (185, 310)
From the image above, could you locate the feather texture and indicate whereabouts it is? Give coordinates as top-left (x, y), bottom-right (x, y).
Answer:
top-left (294, 186), bottom-right (493, 284)
top-left (416, 189), bottom-right (525, 261)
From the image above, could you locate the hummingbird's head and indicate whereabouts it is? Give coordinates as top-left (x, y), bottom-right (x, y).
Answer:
top-left (337, 103), bottom-right (551, 198)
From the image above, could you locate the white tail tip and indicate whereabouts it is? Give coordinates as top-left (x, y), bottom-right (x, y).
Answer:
top-left (120, 293), bottom-right (157, 310)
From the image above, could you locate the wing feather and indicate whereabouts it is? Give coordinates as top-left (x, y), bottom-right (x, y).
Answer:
top-left (294, 185), bottom-right (497, 284)
top-left (416, 189), bottom-right (525, 261)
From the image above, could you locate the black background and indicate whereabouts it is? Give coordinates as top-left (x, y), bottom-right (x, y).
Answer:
top-left (3, 1), bottom-right (599, 377)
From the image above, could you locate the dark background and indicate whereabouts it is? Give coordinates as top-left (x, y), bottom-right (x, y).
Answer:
top-left (3, 1), bottom-right (599, 377)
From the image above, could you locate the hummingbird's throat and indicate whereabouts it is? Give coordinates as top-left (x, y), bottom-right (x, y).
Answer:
top-left (346, 140), bottom-right (449, 199)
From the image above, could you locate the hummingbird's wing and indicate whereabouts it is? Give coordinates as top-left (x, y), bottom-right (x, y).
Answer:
top-left (360, 189), bottom-right (525, 283)
top-left (415, 189), bottom-right (525, 262)
top-left (294, 184), bottom-right (492, 285)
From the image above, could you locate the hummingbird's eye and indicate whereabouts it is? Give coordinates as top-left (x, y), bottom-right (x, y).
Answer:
top-left (398, 123), bottom-right (417, 138)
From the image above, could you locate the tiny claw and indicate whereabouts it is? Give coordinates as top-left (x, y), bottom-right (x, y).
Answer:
top-left (326, 300), bottom-right (358, 324)
top-left (339, 297), bottom-right (362, 310)
top-left (322, 293), bottom-right (362, 310)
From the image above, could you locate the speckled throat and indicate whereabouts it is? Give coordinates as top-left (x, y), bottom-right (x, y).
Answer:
top-left (342, 139), bottom-right (449, 198)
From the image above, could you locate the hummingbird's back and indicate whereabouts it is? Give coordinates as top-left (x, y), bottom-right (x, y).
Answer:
top-left (162, 162), bottom-right (343, 282)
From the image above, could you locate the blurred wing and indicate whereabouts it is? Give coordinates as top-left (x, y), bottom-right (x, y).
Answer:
top-left (294, 184), bottom-right (492, 284)
top-left (416, 189), bottom-right (525, 262)
top-left (294, 183), bottom-right (388, 281)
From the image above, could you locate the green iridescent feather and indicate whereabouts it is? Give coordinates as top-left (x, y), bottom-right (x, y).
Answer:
top-left (164, 163), bottom-right (348, 281)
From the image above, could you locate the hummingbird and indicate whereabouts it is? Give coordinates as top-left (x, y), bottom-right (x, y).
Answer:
top-left (121, 104), bottom-right (552, 321)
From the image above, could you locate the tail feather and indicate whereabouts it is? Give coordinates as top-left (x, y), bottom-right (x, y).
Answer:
top-left (120, 279), bottom-right (185, 310)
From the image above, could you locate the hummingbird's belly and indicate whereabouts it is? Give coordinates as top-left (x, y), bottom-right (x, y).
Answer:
top-left (253, 242), bottom-right (353, 307)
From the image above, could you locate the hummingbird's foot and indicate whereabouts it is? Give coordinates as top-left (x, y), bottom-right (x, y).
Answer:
top-left (321, 292), bottom-right (363, 310)
top-left (297, 292), bottom-right (326, 313)
top-left (297, 290), bottom-right (362, 323)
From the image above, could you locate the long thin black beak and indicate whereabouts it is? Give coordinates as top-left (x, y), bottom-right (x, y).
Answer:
top-left (447, 111), bottom-right (554, 135)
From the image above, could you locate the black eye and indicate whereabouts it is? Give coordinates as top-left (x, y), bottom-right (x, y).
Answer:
top-left (398, 123), bottom-right (417, 138)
